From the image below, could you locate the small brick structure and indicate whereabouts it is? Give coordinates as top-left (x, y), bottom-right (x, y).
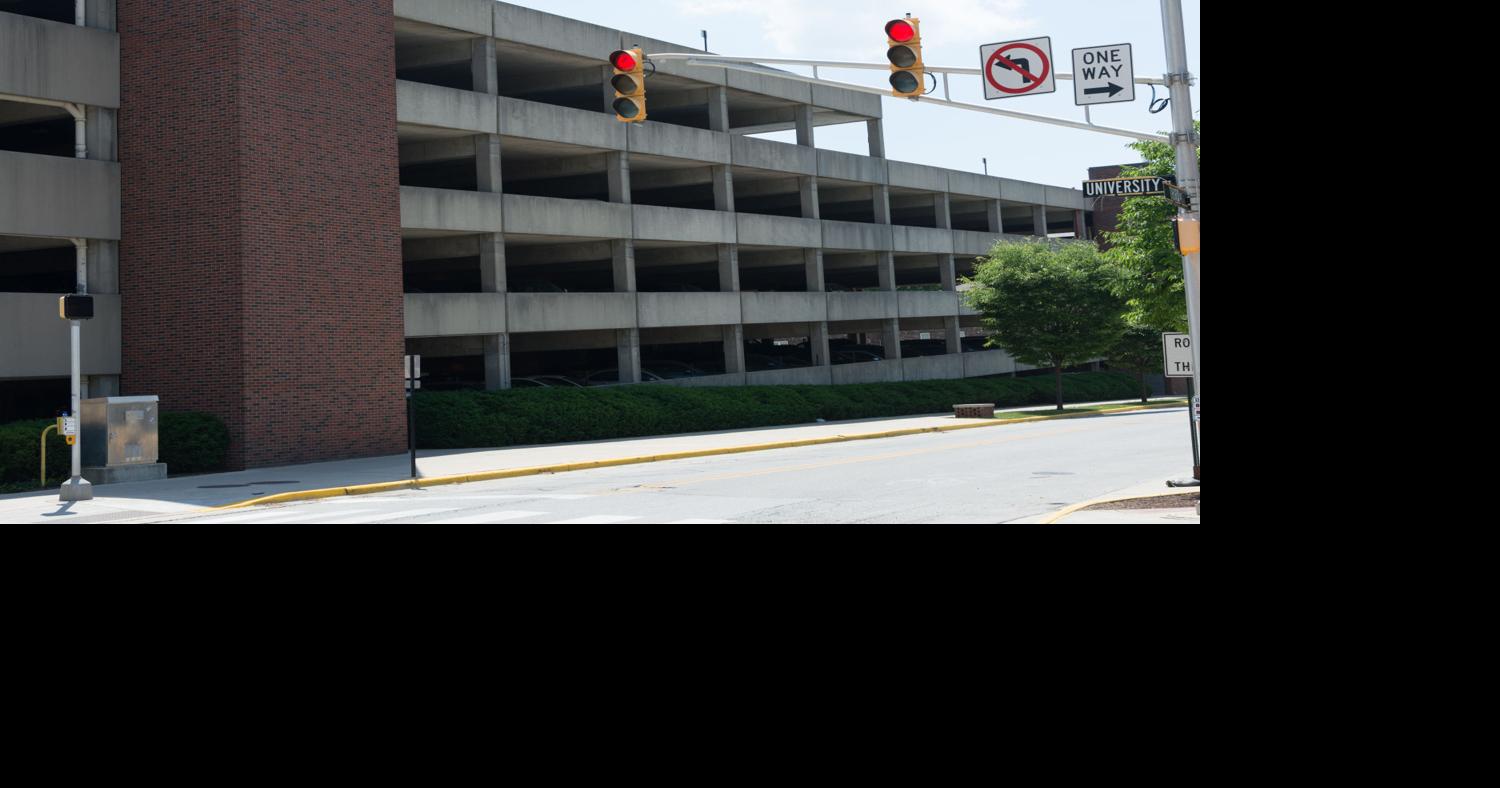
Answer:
top-left (954, 403), bottom-right (996, 419)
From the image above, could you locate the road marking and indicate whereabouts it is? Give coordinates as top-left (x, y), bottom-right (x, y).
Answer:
top-left (425, 510), bottom-right (548, 524)
top-left (599, 422), bottom-right (1128, 495)
top-left (193, 508), bottom-right (377, 524)
top-left (311, 507), bottom-right (464, 525)
top-left (545, 515), bottom-right (642, 524)
top-left (666, 519), bottom-right (736, 524)
top-left (321, 494), bottom-right (591, 503)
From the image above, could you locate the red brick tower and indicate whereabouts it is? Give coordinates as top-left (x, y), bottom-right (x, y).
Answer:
top-left (117, 1), bottom-right (406, 469)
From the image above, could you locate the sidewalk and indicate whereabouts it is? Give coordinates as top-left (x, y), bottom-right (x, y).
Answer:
top-left (1008, 475), bottom-right (1200, 524)
top-left (2, 397), bottom-right (1184, 524)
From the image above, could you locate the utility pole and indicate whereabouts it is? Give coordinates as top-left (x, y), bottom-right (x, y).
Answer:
top-left (1161, 0), bottom-right (1200, 479)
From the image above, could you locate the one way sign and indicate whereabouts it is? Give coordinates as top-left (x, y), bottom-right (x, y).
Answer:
top-left (1072, 43), bottom-right (1135, 106)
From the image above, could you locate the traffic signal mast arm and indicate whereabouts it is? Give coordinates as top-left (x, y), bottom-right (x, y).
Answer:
top-left (645, 52), bottom-right (1169, 143)
top-left (645, 52), bottom-right (1181, 85)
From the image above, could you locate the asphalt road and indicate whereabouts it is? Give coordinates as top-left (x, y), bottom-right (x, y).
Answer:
top-left (147, 407), bottom-right (1191, 525)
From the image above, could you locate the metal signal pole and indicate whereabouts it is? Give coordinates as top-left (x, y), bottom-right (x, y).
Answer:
top-left (1161, 0), bottom-right (1200, 479)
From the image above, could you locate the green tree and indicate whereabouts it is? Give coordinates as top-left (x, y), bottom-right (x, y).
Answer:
top-left (963, 240), bottom-right (1126, 410)
top-left (1107, 324), bottom-right (1165, 404)
top-left (1102, 121), bottom-right (1200, 332)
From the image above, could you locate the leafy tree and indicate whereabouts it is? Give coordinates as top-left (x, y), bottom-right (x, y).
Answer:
top-left (1102, 121), bottom-right (1200, 332)
top-left (1107, 324), bottom-right (1166, 404)
top-left (963, 240), bottom-right (1126, 410)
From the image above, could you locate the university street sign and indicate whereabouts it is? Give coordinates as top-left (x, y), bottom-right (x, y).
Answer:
top-left (1082, 175), bottom-right (1169, 199)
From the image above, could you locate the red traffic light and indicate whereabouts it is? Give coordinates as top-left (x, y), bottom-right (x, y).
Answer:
top-left (885, 19), bottom-right (915, 42)
top-left (610, 50), bottom-right (638, 71)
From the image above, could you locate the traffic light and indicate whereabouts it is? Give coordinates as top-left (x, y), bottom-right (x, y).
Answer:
top-left (58, 294), bottom-right (94, 320)
top-left (885, 17), bottom-right (925, 98)
top-left (610, 48), bottom-right (647, 123)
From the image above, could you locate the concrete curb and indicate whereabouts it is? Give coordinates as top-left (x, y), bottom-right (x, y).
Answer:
top-left (216, 400), bottom-right (1187, 511)
top-left (1038, 489), bottom-right (1199, 525)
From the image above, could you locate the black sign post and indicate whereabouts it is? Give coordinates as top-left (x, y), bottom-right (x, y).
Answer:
top-left (405, 355), bottom-right (421, 483)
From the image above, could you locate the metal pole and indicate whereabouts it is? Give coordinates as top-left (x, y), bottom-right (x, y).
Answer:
top-left (649, 52), bottom-right (1179, 85)
top-left (682, 58), bottom-right (1170, 143)
top-left (1161, 0), bottom-right (1200, 479)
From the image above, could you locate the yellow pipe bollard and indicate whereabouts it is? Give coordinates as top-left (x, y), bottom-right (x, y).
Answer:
top-left (40, 423), bottom-right (59, 488)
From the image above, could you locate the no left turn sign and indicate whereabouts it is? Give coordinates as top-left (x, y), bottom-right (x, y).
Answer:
top-left (981, 37), bottom-right (1056, 100)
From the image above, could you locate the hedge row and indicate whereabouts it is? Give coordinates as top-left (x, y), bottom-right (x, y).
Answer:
top-left (0, 411), bottom-right (229, 490)
top-left (414, 371), bottom-right (1139, 449)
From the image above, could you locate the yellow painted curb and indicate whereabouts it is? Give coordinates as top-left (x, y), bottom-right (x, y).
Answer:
top-left (215, 399), bottom-right (1187, 511)
top-left (1039, 489), bottom-right (1199, 525)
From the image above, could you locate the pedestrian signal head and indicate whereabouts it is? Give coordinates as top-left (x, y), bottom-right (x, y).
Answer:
top-left (610, 48), bottom-right (647, 123)
top-left (885, 17), bottom-right (925, 97)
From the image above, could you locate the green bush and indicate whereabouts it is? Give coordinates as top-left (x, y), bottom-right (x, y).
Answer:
top-left (414, 372), bottom-right (1138, 450)
top-left (158, 411), bottom-right (231, 475)
top-left (0, 410), bottom-right (229, 492)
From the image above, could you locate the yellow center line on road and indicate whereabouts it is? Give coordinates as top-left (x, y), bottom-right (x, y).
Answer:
top-left (589, 420), bottom-right (1136, 497)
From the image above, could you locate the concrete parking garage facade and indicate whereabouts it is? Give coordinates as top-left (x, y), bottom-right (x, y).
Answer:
top-left (1, 0), bottom-right (1090, 469)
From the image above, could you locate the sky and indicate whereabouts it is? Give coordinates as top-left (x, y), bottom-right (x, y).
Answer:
top-left (501, 0), bottom-right (1200, 190)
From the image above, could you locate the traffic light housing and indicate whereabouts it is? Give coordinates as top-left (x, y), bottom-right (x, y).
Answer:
top-left (885, 17), bottom-right (925, 97)
top-left (610, 48), bottom-right (647, 123)
top-left (58, 294), bottom-right (94, 320)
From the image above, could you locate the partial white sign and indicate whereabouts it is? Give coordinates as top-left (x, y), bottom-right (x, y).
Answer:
top-left (1071, 43), bottom-right (1135, 106)
top-left (1162, 333), bottom-right (1193, 378)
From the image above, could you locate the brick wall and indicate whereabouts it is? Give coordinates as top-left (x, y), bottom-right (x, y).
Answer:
top-left (118, 1), bottom-right (406, 469)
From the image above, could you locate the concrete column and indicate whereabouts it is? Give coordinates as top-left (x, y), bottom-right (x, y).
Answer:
top-left (472, 38), bottom-right (498, 95)
top-left (810, 323), bottom-right (831, 367)
top-left (612, 239), bottom-right (636, 292)
top-left (484, 334), bottom-right (511, 391)
top-left (480, 234), bottom-right (506, 293)
top-left (607, 151), bottom-right (631, 204)
top-left (944, 316), bottom-right (962, 355)
top-left (708, 86), bottom-right (731, 132)
top-left (722, 324), bottom-right (746, 374)
top-left (804, 250), bottom-right (825, 292)
top-left (795, 105), bottom-right (815, 147)
top-left (934, 193), bottom-right (952, 230)
top-left (85, 107), bottom-right (116, 162)
top-left (882, 319), bottom-right (903, 360)
top-left (477, 134), bottom-right (502, 194)
top-left (799, 177), bottom-right (820, 220)
top-left (867, 119), bottom-right (886, 159)
top-left (617, 328), bottom-right (642, 384)
top-left (873, 185), bottom-right (892, 225)
top-left (987, 200), bottom-right (1004, 234)
top-left (85, 0), bottom-right (116, 30)
top-left (87, 240), bottom-right (118, 295)
top-left (875, 252), bottom-right (896, 291)
top-left (717, 244), bottom-right (740, 292)
top-left (1032, 206), bottom-right (1048, 237)
top-left (711, 165), bottom-right (735, 212)
top-left (1074, 209), bottom-right (1088, 240)
top-left (939, 254), bottom-right (957, 291)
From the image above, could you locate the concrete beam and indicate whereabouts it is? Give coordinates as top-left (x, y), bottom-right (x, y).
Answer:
top-left (404, 235), bottom-right (482, 261)
top-left (397, 40), bottom-right (474, 71)
top-left (503, 152), bottom-right (608, 182)
top-left (399, 136), bottom-right (477, 165)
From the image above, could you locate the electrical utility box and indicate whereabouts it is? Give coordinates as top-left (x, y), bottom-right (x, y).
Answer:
top-left (81, 396), bottom-right (165, 477)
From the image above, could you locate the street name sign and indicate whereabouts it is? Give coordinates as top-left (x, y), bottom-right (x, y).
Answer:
top-left (1071, 43), bottom-right (1135, 106)
top-left (1083, 176), bottom-right (1166, 199)
top-left (981, 37), bottom-right (1056, 100)
top-left (1162, 333), bottom-right (1193, 378)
